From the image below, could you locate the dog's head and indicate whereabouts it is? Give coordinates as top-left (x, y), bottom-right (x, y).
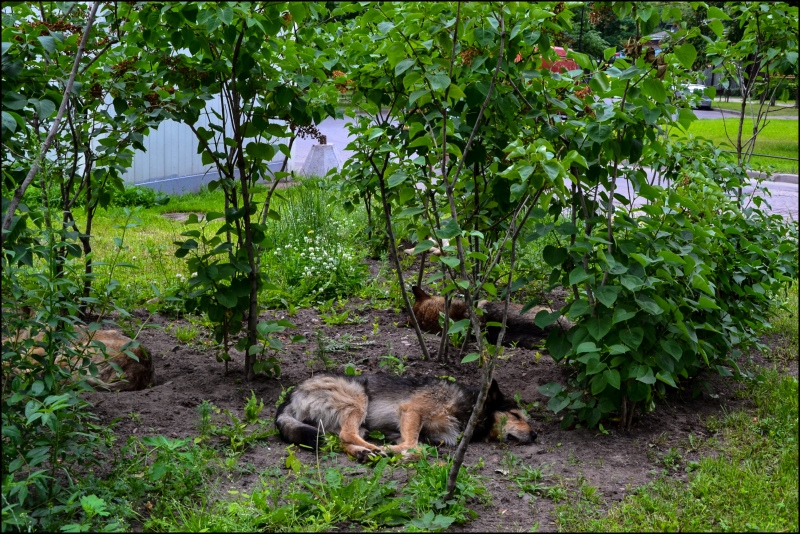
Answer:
top-left (485, 379), bottom-right (537, 444)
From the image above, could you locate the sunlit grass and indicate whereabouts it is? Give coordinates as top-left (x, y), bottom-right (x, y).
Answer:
top-left (672, 118), bottom-right (799, 174)
top-left (556, 369), bottom-right (799, 532)
top-left (712, 99), bottom-right (799, 117)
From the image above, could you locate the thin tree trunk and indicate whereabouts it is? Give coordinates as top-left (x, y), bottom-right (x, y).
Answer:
top-left (1, 2), bottom-right (99, 247)
top-left (445, 9), bottom-right (506, 500)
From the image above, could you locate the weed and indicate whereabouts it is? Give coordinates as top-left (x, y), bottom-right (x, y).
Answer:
top-left (172, 323), bottom-right (199, 344)
top-left (379, 351), bottom-right (407, 376)
top-left (660, 447), bottom-right (683, 471)
top-left (501, 452), bottom-right (548, 498)
top-left (402, 446), bottom-right (487, 526)
top-left (275, 386), bottom-right (295, 408)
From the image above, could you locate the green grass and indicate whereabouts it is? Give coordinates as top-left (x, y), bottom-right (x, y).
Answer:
top-left (672, 118), bottom-right (799, 174)
top-left (556, 281), bottom-right (799, 532)
top-left (557, 369), bottom-right (799, 532)
top-left (62, 179), bottom-right (373, 312)
top-left (712, 99), bottom-right (799, 117)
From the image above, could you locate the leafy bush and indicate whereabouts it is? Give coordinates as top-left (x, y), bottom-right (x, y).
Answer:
top-left (111, 185), bottom-right (170, 209)
top-left (539, 143), bottom-right (799, 429)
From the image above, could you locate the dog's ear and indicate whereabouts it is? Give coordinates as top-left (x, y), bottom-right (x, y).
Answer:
top-left (411, 286), bottom-right (430, 302)
top-left (486, 379), bottom-right (503, 404)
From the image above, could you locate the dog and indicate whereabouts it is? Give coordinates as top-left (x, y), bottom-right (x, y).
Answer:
top-left (275, 373), bottom-right (536, 462)
top-left (408, 285), bottom-right (470, 333)
top-left (3, 326), bottom-right (154, 391)
top-left (409, 286), bottom-right (572, 348)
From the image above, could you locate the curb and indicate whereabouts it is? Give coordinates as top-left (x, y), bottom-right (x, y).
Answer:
top-left (746, 170), bottom-right (799, 185)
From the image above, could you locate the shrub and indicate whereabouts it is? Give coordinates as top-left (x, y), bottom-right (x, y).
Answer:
top-left (540, 143), bottom-right (799, 429)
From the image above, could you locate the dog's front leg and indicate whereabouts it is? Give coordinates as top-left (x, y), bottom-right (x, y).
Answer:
top-left (387, 402), bottom-right (423, 457)
top-left (339, 408), bottom-right (387, 463)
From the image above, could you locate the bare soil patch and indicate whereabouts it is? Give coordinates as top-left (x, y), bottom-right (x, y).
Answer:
top-left (83, 262), bottom-right (786, 532)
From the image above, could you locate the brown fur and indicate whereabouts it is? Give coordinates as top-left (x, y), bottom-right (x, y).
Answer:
top-left (409, 286), bottom-right (469, 333)
top-left (5, 326), bottom-right (154, 391)
top-left (409, 286), bottom-right (573, 347)
top-left (276, 373), bottom-right (536, 462)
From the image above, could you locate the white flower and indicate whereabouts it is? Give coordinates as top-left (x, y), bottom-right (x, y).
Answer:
top-left (191, 272), bottom-right (197, 278)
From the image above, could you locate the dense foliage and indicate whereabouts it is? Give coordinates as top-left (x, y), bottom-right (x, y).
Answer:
top-left (2, 1), bottom-right (797, 530)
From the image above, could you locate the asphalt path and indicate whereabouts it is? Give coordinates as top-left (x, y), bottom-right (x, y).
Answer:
top-left (291, 115), bottom-right (798, 221)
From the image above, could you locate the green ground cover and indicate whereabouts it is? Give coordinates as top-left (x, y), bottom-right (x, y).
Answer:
top-left (712, 99), bottom-right (799, 117)
top-left (556, 284), bottom-right (799, 532)
top-left (672, 118), bottom-right (799, 174)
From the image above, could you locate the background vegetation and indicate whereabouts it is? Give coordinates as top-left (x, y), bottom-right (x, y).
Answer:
top-left (2, 1), bottom-right (798, 531)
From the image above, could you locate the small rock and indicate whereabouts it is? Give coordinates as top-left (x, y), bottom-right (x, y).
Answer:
top-left (163, 381), bottom-right (173, 387)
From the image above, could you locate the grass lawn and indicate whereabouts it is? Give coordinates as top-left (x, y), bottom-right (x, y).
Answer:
top-left (711, 99), bottom-right (799, 117)
top-left (671, 118), bottom-right (799, 174)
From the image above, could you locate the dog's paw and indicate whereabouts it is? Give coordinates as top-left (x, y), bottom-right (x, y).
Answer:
top-left (355, 447), bottom-right (388, 463)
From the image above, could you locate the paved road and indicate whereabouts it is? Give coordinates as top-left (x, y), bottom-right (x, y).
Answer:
top-left (292, 115), bottom-right (798, 221)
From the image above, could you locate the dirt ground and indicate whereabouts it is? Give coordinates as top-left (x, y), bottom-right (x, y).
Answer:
top-left (83, 259), bottom-right (792, 532)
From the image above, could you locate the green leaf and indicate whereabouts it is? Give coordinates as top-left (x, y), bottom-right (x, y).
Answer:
top-left (677, 108), bottom-right (697, 129)
top-left (569, 266), bottom-right (590, 286)
top-left (408, 89), bottom-right (429, 106)
top-left (656, 371), bottom-right (677, 388)
top-left (659, 339), bottom-right (683, 361)
top-left (594, 285), bottom-right (621, 308)
top-left (707, 6), bottom-right (730, 20)
top-left (708, 19), bottom-right (724, 39)
top-left (217, 5), bottom-right (233, 25)
top-left (548, 395), bottom-right (570, 414)
top-left (697, 295), bottom-right (720, 310)
top-left (534, 310), bottom-right (562, 328)
top-left (620, 327), bottom-right (643, 349)
top-left (387, 171), bottom-right (407, 188)
top-left (603, 369), bottom-right (621, 390)
top-left (461, 352), bottom-right (480, 364)
top-left (642, 78), bottom-right (666, 103)
top-left (586, 316), bottom-right (612, 341)
top-left (245, 142), bottom-right (275, 161)
top-left (1, 111), bottom-right (18, 133)
top-left (636, 367), bottom-right (656, 385)
top-left (543, 245), bottom-right (568, 266)
top-left (288, 2), bottom-right (306, 22)
top-left (440, 256), bottom-right (460, 269)
top-left (37, 36), bottom-right (56, 55)
top-left (603, 47), bottom-right (616, 61)
top-left (589, 72), bottom-right (610, 93)
top-left (546, 329), bottom-right (570, 361)
top-left (636, 295), bottom-right (663, 315)
top-left (673, 43), bottom-right (697, 70)
top-left (539, 382), bottom-right (562, 397)
top-left (425, 73), bottom-right (451, 92)
top-left (435, 218), bottom-right (461, 240)
top-left (620, 274), bottom-right (643, 292)
top-left (591, 373), bottom-right (608, 395)
top-left (216, 290), bottom-right (238, 308)
top-left (567, 299), bottom-right (591, 319)
top-left (627, 381), bottom-right (650, 402)
top-left (412, 240), bottom-right (435, 254)
top-left (395, 58), bottom-right (415, 76)
top-left (586, 123), bottom-right (612, 143)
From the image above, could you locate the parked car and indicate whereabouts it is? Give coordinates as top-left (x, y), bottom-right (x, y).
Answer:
top-left (677, 84), bottom-right (712, 110)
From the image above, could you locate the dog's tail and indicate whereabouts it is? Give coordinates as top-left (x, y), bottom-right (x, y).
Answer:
top-left (275, 394), bottom-right (323, 450)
